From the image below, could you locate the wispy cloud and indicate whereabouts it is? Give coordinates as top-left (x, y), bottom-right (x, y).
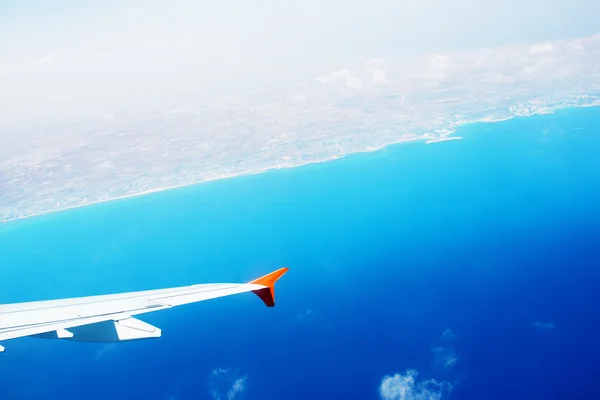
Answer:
top-left (209, 367), bottom-right (247, 400)
top-left (94, 343), bottom-right (118, 361)
top-left (432, 329), bottom-right (459, 370)
top-left (379, 369), bottom-right (452, 400)
top-left (432, 346), bottom-right (459, 370)
top-left (227, 378), bottom-right (246, 400)
top-left (441, 329), bottom-right (454, 341)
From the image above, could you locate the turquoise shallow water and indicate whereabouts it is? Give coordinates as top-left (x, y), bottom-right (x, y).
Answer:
top-left (1, 106), bottom-right (599, 399)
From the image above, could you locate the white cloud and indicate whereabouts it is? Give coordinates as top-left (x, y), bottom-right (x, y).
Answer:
top-left (524, 55), bottom-right (556, 75)
top-left (425, 71), bottom-right (446, 81)
top-left (571, 42), bottom-right (586, 55)
top-left (424, 55), bottom-right (451, 85)
top-left (210, 367), bottom-right (247, 400)
top-left (345, 76), bottom-right (363, 89)
top-left (316, 69), bottom-right (363, 89)
top-left (428, 55), bottom-right (450, 69)
top-left (530, 42), bottom-right (555, 55)
top-left (316, 68), bottom-right (352, 83)
top-left (523, 42), bottom-right (560, 75)
top-left (366, 58), bottom-right (388, 83)
top-left (379, 370), bottom-right (452, 400)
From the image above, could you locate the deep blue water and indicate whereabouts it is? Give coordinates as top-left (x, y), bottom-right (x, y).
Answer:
top-left (1, 106), bottom-right (599, 400)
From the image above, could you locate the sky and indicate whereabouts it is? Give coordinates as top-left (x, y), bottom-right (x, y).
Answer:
top-left (1, 0), bottom-right (599, 124)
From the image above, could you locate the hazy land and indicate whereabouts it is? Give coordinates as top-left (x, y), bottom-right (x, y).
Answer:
top-left (1, 34), bottom-right (599, 221)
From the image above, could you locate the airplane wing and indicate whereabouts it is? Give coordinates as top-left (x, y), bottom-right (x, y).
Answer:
top-left (0, 267), bottom-right (288, 353)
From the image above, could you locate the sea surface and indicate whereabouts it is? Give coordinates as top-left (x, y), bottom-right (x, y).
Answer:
top-left (1, 106), bottom-right (599, 400)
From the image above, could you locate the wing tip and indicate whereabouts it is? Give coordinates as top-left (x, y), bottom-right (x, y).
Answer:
top-left (249, 267), bottom-right (289, 307)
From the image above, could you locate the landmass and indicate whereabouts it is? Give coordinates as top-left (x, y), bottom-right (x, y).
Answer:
top-left (1, 34), bottom-right (600, 221)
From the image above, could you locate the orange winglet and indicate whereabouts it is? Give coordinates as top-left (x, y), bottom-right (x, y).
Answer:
top-left (249, 267), bottom-right (289, 307)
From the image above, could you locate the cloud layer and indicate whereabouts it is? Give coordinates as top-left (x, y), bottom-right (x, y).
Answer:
top-left (1, 0), bottom-right (599, 124)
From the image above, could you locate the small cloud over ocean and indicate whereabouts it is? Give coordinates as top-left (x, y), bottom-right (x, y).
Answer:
top-left (379, 369), bottom-right (452, 400)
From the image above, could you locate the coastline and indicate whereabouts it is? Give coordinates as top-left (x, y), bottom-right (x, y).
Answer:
top-left (0, 135), bottom-right (422, 224)
top-left (2, 103), bottom-right (598, 224)
top-left (425, 137), bottom-right (463, 144)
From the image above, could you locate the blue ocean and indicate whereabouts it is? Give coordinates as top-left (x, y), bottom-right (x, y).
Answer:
top-left (1, 106), bottom-right (599, 400)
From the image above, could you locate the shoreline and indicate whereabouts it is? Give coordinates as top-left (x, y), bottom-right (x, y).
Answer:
top-left (0, 135), bottom-right (423, 224)
top-left (425, 137), bottom-right (463, 144)
top-left (2, 103), bottom-right (598, 224)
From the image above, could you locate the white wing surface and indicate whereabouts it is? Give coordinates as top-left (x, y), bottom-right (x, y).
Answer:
top-left (0, 268), bottom-right (288, 352)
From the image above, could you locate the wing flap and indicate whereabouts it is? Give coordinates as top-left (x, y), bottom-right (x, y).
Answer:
top-left (64, 317), bottom-right (162, 342)
top-left (38, 328), bottom-right (74, 339)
